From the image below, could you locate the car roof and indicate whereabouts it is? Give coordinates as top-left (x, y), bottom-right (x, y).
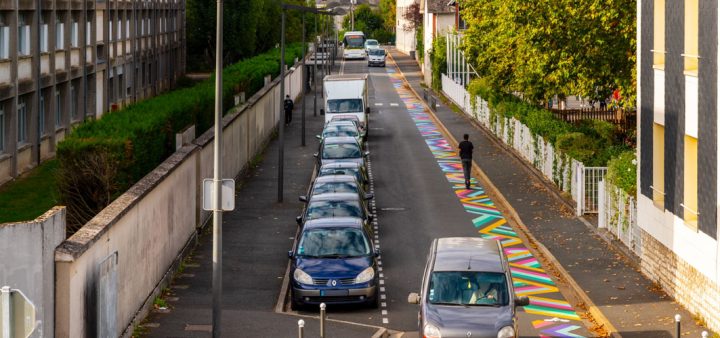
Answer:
top-left (314, 175), bottom-right (358, 183)
top-left (331, 115), bottom-right (360, 121)
top-left (366, 39), bottom-right (378, 43)
top-left (432, 237), bottom-right (504, 273)
top-left (308, 192), bottom-right (362, 201)
top-left (303, 217), bottom-right (365, 229)
top-left (325, 121), bottom-right (358, 129)
top-left (323, 136), bottom-right (360, 144)
top-left (320, 161), bottom-right (362, 169)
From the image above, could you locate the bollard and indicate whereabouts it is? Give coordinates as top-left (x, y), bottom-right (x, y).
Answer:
top-left (320, 303), bottom-right (327, 338)
top-left (297, 319), bottom-right (305, 338)
top-left (675, 314), bottom-right (681, 338)
top-left (423, 88), bottom-right (428, 100)
top-left (701, 331), bottom-right (709, 338)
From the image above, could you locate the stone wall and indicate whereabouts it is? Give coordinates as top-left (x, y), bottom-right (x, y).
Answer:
top-left (640, 229), bottom-right (720, 333)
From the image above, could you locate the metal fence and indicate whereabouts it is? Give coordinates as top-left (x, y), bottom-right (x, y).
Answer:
top-left (598, 180), bottom-right (642, 257)
top-left (575, 166), bottom-right (608, 215)
top-left (551, 108), bottom-right (637, 134)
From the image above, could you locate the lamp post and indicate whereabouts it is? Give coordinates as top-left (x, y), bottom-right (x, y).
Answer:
top-left (278, 9), bottom-right (286, 203)
top-left (211, 0), bottom-right (224, 334)
top-left (301, 11), bottom-right (306, 147)
top-left (350, 0), bottom-right (356, 31)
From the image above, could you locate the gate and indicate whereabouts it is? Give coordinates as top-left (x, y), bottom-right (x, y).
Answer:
top-left (575, 165), bottom-right (607, 215)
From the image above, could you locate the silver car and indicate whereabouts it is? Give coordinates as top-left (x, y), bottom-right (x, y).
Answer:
top-left (408, 237), bottom-right (529, 338)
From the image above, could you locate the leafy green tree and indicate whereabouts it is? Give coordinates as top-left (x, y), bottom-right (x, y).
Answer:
top-left (378, 0), bottom-right (396, 33)
top-left (342, 4), bottom-right (393, 43)
top-left (461, 0), bottom-right (635, 108)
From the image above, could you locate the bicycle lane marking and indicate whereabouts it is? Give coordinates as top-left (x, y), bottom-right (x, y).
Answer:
top-left (385, 66), bottom-right (587, 338)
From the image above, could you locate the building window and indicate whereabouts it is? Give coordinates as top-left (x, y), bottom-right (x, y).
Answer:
top-left (0, 23), bottom-right (8, 59)
top-left (683, 0), bottom-right (699, 74)
top-left (125, 19), bottom-right (130, 38)
top-left (18, 14), bottom-right (30, 55)
top-left (652, 123), bottom-right (665, 207)
top-left (70, 85), bottom-right (77, 120)
top-left (653, 0), bottom-right (665, 68)
top-left (55, 90), bottom-right (62, 128)
top-left (71, 21), bottom-right (79, 47)
top-left (39, 94), bottom-right (45, 135)
top-left (117, 19), bottom-right (121, 40)
top-left (40, 21), bottom-right (48, 52)
top-left (56, 16), bottom-right (65, 50)
top-left (108, 17), bottom-right (113, 42)
top-left (17, 101), bottom-right (27, 143)
top-left (86, 21), bottom-right (91, 45)
top-left (0, 106), bottom-right (4, 152)
top-left (683, 136), bottom-right (699, 228)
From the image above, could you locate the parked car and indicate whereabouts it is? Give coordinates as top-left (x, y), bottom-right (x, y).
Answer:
top-left (367, 48), bottom-right (387, 67)
top-left (317, 162), bottom-right (370, 193)
top-left (364, 39), bottom-right (380, 52)
top-left (330, 115), bottom-right (366, 141)
top-left (318, 121), bottom-right (364, 148)
top-left (288, 217), bottom-right (380, 310)
top-left (408, 237), bottom-right (530, 338)
top-left (301, 175), bottom-right (371, 199)
top-left (315, 136), bottom-right (368, 171)
top-left (296, 192), bottom-right (373, 227)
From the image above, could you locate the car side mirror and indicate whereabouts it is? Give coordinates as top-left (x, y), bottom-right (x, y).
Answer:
top-left (296, 216), bottom-right (302, 226)
top-left (288, 250), bottom-right (294, 258)
top-left (313, 153), bottom-right (319, 158)
top-left (365, 107), bottom-right (370, 115)
top-left (299, 196), bottom-right (308, 203)
top-left (515, 296), bottom-right (530, 307)
top-left (316, 135), bottom-right (322, 140)
top-left (320, 108), bottom-right (325, 115)
top-left (364, 193), bottom-right (374, 200)
top-left (368, 214), bottom-right (374, 222)
top-left (374, 249), bottom-right (381, 257)
top-left (408, 292), bottom-right (420, 304)
top-left (364, 151), bottom-right (370, 157)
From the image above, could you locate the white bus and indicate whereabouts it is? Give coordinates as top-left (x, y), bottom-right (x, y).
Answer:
top-left (342, 31), bottom-right (366, 60)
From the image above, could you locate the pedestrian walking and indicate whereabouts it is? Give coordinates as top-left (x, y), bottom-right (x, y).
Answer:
top-left (458, 134), bottom-right (474, 189)
top-left (284, 95), bottom-right (294, 125)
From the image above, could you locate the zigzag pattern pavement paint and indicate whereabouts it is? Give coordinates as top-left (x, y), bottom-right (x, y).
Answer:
top-left (385, 67), bottom-right (586, 337)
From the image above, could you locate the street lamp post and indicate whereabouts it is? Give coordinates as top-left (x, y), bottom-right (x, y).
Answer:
top-left (350, 0), bottom-right (356, 31)
top-left (314, 15), bottom-right (318, 117)
top-left (301, 12), bottom-right (306, 146)
top-left (278, 9), bottom-right (286, 203)
top-left (212, 0), bottom-right (224, 334)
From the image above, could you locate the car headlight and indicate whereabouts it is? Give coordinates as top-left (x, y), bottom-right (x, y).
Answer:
top-left (497, 326), bottom-right (515, 338)
top-left (423, 324), bottom-right (441, 338)
top-left (293, 269), bottom-right (313, 285)
top-left (355, 267), bottom-right (375, 284)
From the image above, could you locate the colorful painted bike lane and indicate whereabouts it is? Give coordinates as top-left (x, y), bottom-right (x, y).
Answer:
top-left (385, 67), bottom-right (588, 338)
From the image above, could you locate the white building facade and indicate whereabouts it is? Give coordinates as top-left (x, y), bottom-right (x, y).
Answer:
top-left (637, 0), bottom-right (720, 332)
top-left (395, 0), bottom-right (417, 55)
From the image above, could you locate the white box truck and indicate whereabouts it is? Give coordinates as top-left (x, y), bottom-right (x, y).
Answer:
top-left (321, 74), bottom-right (370, 137)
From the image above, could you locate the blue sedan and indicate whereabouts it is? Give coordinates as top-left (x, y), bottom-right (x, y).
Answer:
top-left (288, 217), bottom-right (380, 310)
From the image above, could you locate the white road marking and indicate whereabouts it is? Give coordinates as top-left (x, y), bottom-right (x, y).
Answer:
top-left (375, 103), bottom-right (384, 106)
top-left (390, 103), bottom-right (399, 107)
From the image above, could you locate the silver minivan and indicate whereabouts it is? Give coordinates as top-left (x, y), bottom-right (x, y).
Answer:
top-left (408, 237), bottom-right (529, 338)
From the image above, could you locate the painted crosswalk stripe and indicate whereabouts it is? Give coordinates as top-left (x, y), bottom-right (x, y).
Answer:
top-left (390, 103), bottom-right (399, 107)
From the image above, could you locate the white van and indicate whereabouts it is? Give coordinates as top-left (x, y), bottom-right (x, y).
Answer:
top-left (322, 74), bottom-right (369, 138)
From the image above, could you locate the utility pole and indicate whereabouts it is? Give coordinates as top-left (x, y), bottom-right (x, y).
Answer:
top-left (301, 12), bottom-right (306, 146)
top-left (278, 10), bottom-right (286, 203)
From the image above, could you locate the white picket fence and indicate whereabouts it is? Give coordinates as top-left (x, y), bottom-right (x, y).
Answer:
top-left (441, 74), bottom-right (605, 215)
top-left (598, 180), bottom-right (642, 256)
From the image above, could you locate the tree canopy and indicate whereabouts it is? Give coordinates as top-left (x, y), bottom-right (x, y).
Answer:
top-left (342, 4), bottom-right (394, 43)
top-left (461, 0), bottom-right (636, 108)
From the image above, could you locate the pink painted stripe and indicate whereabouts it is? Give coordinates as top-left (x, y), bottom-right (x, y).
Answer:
top-left (511, 267), bottom-right (550, 279)
top-left (515, 257), bottom-right (539, 266)
top-left (530, 298), bottom-right (574, 310)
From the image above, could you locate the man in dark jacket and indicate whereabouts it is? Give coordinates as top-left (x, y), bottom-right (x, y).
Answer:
top-left (458, 134), bottom-right (474, 189)
top-left (284, 95), bottom-right (294, 125)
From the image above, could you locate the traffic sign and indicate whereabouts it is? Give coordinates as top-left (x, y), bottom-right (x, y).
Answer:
top-left (0, 286), bottom-right (37, 338)
top-left (202, 179), bottom-right (235, 211)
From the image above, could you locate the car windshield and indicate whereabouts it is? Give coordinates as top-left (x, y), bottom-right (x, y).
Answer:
top-left (319, 168), bottom-right (362, 183)
top-left (306, 200), bottom-right (363, 219)
top-left (322, 143), bottom-right (361, 159)
top-left (323, 126), bottom-right (359, 138)
top-left (328, 99), bottom-right (363, 113)
top-left (344, 35), bottom-right (365, 48)
top-left (331, 116), bottom-right (361, 125)
top-left (312, 181), bottom-right (359, 195)
top-left (369, 49), bottom-right (384, 56)
top-left (366, 40), bottom-right (378, 47)
top-left (427, 271), bottom-right (509, 306)
top-left (297, 228), bottom-right (371, 258)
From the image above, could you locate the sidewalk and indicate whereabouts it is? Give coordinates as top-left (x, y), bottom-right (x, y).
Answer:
top-left (388, 49), bottom-right (711, 338)
top-left (140, 65), bottom-right (380, 338)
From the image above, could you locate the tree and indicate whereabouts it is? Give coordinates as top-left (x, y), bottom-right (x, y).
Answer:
top-left (461, 0), bottom-right (635, 108)
top-left (378, 0), bottom-right (396, 33)
top-left (342, 4), bottom-right (393, 43)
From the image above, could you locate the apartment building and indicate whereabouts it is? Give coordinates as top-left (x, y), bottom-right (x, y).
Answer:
top-left (638, 0), bottom-right (720, 332)
top-left (0, 0), bottom-right (185, 185)
top-left (395, 0), bottom-right (417, 55)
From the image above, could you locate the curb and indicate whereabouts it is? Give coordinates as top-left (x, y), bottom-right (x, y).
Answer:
top-left (387, 51), bottom-right (620, 338)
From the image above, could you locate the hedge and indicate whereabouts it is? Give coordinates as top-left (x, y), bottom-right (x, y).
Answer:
top-left (467, 78), bottom-right (631, 167)
top-left (606, 150), bottom-right (637, 197)
top-left (57, 44), bottom-right (303, 228)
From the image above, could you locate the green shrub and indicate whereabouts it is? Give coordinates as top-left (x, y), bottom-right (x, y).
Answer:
top-left (57, 44), bottom-right (303, 229)
top-left (606, 150), bottom-right (637, 197)
top-left (430, 36), bottom-right (447, 91)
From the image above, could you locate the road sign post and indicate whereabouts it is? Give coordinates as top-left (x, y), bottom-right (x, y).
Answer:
top-left (0, 286), bottom-right (37, 338)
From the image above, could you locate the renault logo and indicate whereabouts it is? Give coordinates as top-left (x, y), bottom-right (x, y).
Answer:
top-left (331, 280), bottom-right (337, 286)
top-left (466, 332), bottom-right (472, 337)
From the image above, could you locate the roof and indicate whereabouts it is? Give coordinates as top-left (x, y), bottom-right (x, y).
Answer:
top-left (322, 136), bottom-right (360, 144)
top-left (314, 175), bottom-right (358, 183)
top-left (303, 217), bottom-right (364, 229)
top-left (324, 74), bottom-right (368, 81)
top-left (426, 0), bottom-right (456, 14)
top-left (432, 237), bottom-right (504, 273)
top-left (320, 161), bottom-right (362, 169)
top-left (309, 192), bottom-right (362, 202)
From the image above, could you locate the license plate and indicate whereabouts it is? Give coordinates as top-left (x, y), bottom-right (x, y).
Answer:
top-left (320, 289), bottom-right (349, 296)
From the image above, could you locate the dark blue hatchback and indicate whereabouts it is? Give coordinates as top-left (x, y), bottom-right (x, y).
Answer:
top-left (288, 217), bottom-right (379, 310)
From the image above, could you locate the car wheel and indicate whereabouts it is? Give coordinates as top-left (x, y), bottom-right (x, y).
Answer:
top-left (290, 292), bottom-right (303, 311)
top-left (367, 290), bottom-right (380, 308)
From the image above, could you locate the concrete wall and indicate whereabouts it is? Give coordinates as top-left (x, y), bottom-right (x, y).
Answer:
top-left (396, 0), bottom-right (417, 54)
top-left (0, 207), bottom-right (66, 338)
top-left (54, 63), bottom-right (304, 338)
